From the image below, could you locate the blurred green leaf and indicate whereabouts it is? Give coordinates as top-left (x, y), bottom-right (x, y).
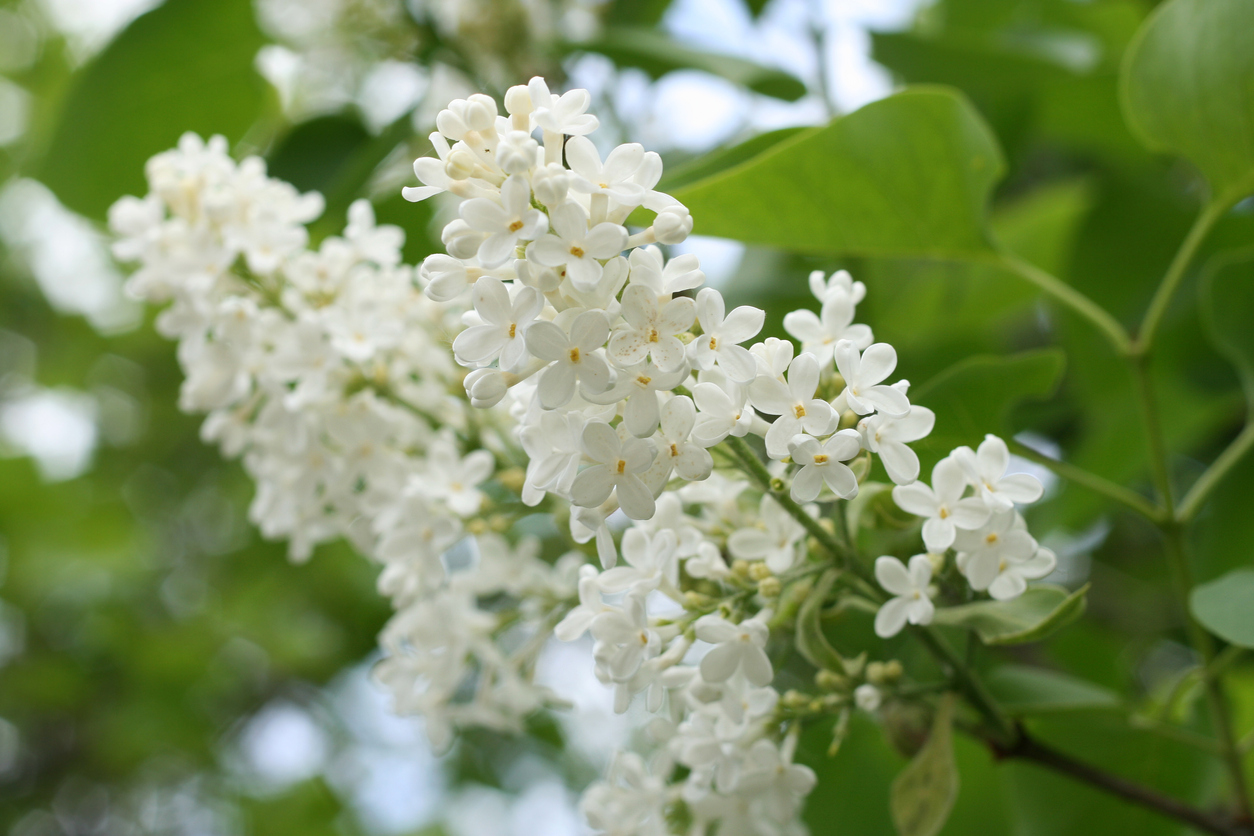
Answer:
top-left (1189, 569), bottom-right (1254, 648)
top-left (914, 349), bottom-right (1066, 460)
top-left (932, 584), bottom-right (1089, 645)
top-left (1201, 249), bottom-right (1254, 405)
top-left (566, 27), bottom-right (806, 101)
top-left (674, 87), bottom-right (1004, 258)
top-left (1121, 0), bottom-right (1254, 204)
top-left (983, 665), bottom-right (1120, 715)
top-left (268, 115), bottom-right (372, 196)
top-left (33, 0), bottom-right (267, 220)
top-left (890, 692), bottom-right (959, 836)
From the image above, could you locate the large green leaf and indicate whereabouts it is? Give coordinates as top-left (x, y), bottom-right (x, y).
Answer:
top-left (932, 584), bottom-right (1089, 645)
top-left (33, 0), bottom-right (266, 220)
top-left (890, 692), bottom-right (959, 836)
top-left (566, 27), bottom-right (806, 101)
top-left (1201, 249), bottom-right (1254, 405)
top-left (658, 126), bottom-right (810, 192)
top-left (983, 665), bottom-right (1120, 715)
top-left (1190, 569), bottom-right (1254, 649)
top-left (673, 86), bottom-right (1005, 258)
top-left (1121, 0), bottom-right (1254, 204)
top-left (914, 349), bottom-right (1066, 460)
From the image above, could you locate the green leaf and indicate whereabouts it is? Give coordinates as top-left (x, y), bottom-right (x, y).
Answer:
top-left (932, 584), bottom-right (1089, 645)
top-left (566, 27), bottom-right (806, 101)
top-left (268, 115), bottom-right (371, 196)
top-left (983, 665), bottom-right (1121, 715)
top-left (795, 569), bottom-right (847, 673)
top-left (32, 0), bottom-right (267, 220)
top-left (1190, 569), bottom-right (1254, 648)
top-left (1121, 0), bottom-right (1254, 204)
top-left (659, 126), bottom-right (810, 192)
top-left (672, 86), bottom-right (1005, 258)
top-left (914, 349), bottom-right (1066, 459)
top-left (890, 692), bottom-right (959, 836)
top-left (1201, 248), bottom-right (1254, 405)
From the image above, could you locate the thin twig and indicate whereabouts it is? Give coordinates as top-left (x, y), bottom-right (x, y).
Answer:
top-left (1178, 422), bottom-right (1254, 523)
top-left (1001, 732), bottom-right (1252, 836)
top-left (996, 248), bottom-right (1131, 355)
top-left (1009, 439), bottom-right (1164, 522)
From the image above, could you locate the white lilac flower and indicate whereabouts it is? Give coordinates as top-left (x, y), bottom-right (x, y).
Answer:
top-left (570, 420), bottom-right (658, 521)
top-left (626, 246), bottom-right (705, 297)
top-left (891, 455), bottom-right (992, 553)
top-left (591, 591), bottom-right (659, 681)
top-left (728, 495), bottom-right (807, 573)
top-left (953, 508), bottom-right (1038, 592)
top-left (873, 554), bottom-right (935, 638)
top-left (736, 735), bottom-right (817, 823)
top-left (409, 436), bottom-right (494, 517)
top-left (587, 358), bottom-right (689, 438)
top-left (748, 352), bottom-right (834, 459)
top-left (689, 287), bottom-right (764, 383)
top-left (528, 76), bottom-right (599, 137)
top-left (519, 410), bottom-right (586, 505)
top-left (808, 268), bottom-right (866, 305)
top-left (565, 135), bottom-right (648, 205)
top-left (858, 396), bottom-right (935, 485)
top-left (596, 528), bottom-right (680, 594)
top-left (554, 564), bottom-right (611, 641)
top-left (787, 429), bottom-right (862, 502)
top-left (652, 395), bottom-right (714, 483)
top-left (457, 174), bottom-right (548, 267)
top-left (694, 613), bottom-right (773, 687)
top-left (607, 283), bottom-right (695, 372)
top-left (984, 545), bottom-right (1057, 601)
top-left (451, 276), bottom-right (543, 371)
top-left (524, 310), bottom-right (612, 408)
top-left (691, 372), bottom-right (757, 447)
top-left (784, 293), bottom-right (873, 364)
top-left (527, 200), bottom-right (627, 289)
top-left (834, 340), bottom-right (911, 417)
top-left (953, 434), bottom-right (1044, 510)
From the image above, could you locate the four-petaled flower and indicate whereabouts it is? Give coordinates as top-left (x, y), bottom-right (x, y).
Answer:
top-left (525, 310), bottom-right (612, 408)
top-left (748, 353), bottom-right (834, 459)
top-left (457, 174), bottom-right (549, 267)
top-left (689, 287), bottom-right (764, 383)
top-left (451, 276), bottom-right (543, 371)
top-left (873, 554), bottom-right (935, 638)
top-left (528, 201), bottom-right (627, 289)
top-left (788, 429), bottom-right (862, 502)
top-left (608, 283), bottom-right (696, 372)
top-left (571, 420), bottom-right (658, 520)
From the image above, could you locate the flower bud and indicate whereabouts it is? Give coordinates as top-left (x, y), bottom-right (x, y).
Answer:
top-left (653, 205), bottom-right (692, 244)
top-left (854, 683), bottom-right (882, 712)
top-left (749, 562), bottom-right (773, 581)
top-left (757, 576), bottom-right (781, 598)
top-left (465, 94), bottom-right (498, 132)
top-left (815, 670), bottom-right (846, 691)
top-left (496, 130), bottom-right (539, 175)
top-left (504, 85), bottom-right (534, 116)
top-left (731, 559), bottom-right (752, 578)
top-left (532, 163), bottom-right (570, 206)
top-left (445, 148), bottom-right (479, 181)
top-left (419, 254), bottom-right (470, 302)
top-left (441, 219), bottom-right (486, 261)
top-left (464, 367), bottom-right (507, 408)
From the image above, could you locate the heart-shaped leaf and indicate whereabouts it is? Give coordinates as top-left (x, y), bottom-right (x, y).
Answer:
top-left (931, 584), bottom-right (1089, 645)
top-left (1190, 569), bottom-right (1254, 648)
top-left (890, 692), bottom-right (959, 836)
top-left (672, 86), bottom-right (1005, 259)
top-left (1121, 0), bottom-right (1254, 204)
top-left (983, 665), bottom-right (1120, 715)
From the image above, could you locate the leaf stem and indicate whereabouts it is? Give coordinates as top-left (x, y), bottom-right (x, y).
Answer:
top-left (1134, 199), bottom-right (1231, 357)
top-left (1177, 421), bottom-right (1254, 523)
top-left (1008, 439), bottom-right (1165, 523)
top-left (996, 248), bottom-right (1131, 355)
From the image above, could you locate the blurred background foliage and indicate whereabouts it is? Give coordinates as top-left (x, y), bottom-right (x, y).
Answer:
top-left (0, 0), bottom-right (1251, 834)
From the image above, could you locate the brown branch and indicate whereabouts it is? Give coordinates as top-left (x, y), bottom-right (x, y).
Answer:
top-left (997, 730), bottom-right (1252, 836)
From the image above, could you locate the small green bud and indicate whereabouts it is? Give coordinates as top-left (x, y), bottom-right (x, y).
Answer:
top-left (749, 561), bottom-right (773, 581)
top-left (757, 576), bottom-right (782, 598)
